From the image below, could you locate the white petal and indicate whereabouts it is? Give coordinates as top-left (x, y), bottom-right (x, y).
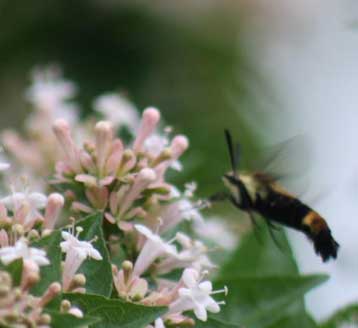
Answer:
top-left (194, 304), bottom-right (208, 321)
top-left (89, 248), bottom-right (103, 261)
top-left (178, 287), bottom-right (192, 298)
top-left (0, 163), bottom-right (10, 171)
top-left (154, 318), bottom-right (165, 328)
top-left (61, 231), bottom-right (71, 240)
top-left (205, 298), bottom-right (221, 313)
top-left (175, 232), bottom-right (192, 248)
top-left (134, 224), bottom-right (154, 239)
top-left (29, 192), bottom-right (48, 208)
top-left (199, 281), bottom-right (213, 293)
top-left (182, 268), bottom-right (199, 288)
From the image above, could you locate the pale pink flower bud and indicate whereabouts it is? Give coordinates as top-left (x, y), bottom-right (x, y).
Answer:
top-left (53, 119), bottom-right (81, 172)
top-left (75, 174), bottom-right (98, 188)
top-left (118, 168), bottom-right (156, 218)
top-left (155, 135), bottom-right (189, 179)
top-left (68, 307), bottom-right (84, 318)
top-left (95, 121), bottom-right (114, 176)
top-left (171, 135), bottom-right (189, 160)
top-left (105, 139), bottom-right (123, 174)
top-left (44, 193), bottom-right (64, 229)
top-left (133, 108), bottom-right (160, 152)
top-left (116, 149), bottom-right (136, 176)
top-left (37, 282), bottom-right (62, 307)
top-left (71, 201), bottom-right (93, 214)
top-left (79, 150), bottom-right (96, 173)
top-left (85, 186), bottom-right (109, 210)
top-left (0, 229), bottom-right (9, 247)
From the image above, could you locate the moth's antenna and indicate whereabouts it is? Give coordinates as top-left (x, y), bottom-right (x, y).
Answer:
top-left (224, 129), bottom-right (239, 177)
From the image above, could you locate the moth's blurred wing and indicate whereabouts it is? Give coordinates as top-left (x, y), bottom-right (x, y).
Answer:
top-left (249, 135), bottom-right (315, 197)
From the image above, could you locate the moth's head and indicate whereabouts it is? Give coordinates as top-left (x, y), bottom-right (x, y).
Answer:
top-left (222, 172), bottom-right (240, 202)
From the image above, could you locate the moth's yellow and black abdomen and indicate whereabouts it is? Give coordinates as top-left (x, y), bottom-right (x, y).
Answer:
top-left (250, 180), bottom-right (339, 262)
top-left (302, 212), bottom-right (339, 262)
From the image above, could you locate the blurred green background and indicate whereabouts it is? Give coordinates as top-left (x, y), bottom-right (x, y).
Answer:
top-left (0, 0), bottom-right (265, 196)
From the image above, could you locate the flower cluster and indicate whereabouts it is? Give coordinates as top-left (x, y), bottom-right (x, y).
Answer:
top-left (0, 239), bottom-right (84, 327)
top-left (0, 187), bottom-right (64, 247)
top-left (51, 107), bottom-right (188, 224)
top-left (0, 270), bottom-right (84, 327)
top-left (0, 269), bottom-right (61, 327)
top-left (0, 68), bottom-right (235, 327)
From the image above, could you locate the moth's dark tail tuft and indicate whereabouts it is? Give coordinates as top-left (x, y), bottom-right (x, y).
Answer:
top-left (312, 229), bottom-right (339, 262)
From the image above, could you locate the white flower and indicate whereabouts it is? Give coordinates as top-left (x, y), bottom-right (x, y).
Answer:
top-left (60, 230), bottom-right (102, 261)
top-left (184, 182), bottom-right (197, 198)
top-left (26, 67), bottom-right (76, 112)
top-left (1, 190), bottom-right (48, 229)
top-left (0, 162), bottom-right (10, 171)
top-left (169, 268), bottom-right (227, 322)
top-left (61, 226), bottom-right (102, 291)
top-left (193, 218), bottom-right (238, 251)
top-left (157, 233), bottom-right (215, 274)
top-left (94, 93), bottom-right (140, 132)
top-left (154, 318), bottom-right (165, 328)
top-left (133, 224), bottom-right (177, 276)
top-left (0, 239), bottom-right (49, 269)
top-left (169, 186), bottom-right (181, 198)
top-left (178, 199), bottom-right (204, 222)
top-left (144, 134), bottom-right (182, 171)
top-left (1, 191), bottom-right (47, 211)
top-left (144, 134), bottom-right (169, 157)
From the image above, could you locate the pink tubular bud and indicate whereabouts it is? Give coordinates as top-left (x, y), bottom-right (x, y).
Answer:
top-left (118, 168), bottom-right (156, 218)
top-left (44, 193), bottom-right (64, 229)
top-left (106, 139), bottom-right (123, 174)
top-left (0, 229), bottom-right (9, 247)
top-left (79, 150), bottom-right (96, 173)
top-left (95, 121), bottom-right (114, 176)
top-left (170, 135), bottom-right (189, 160)
top-left (155, 135), bottom-right (189, 180)
top-left (133, 107), bottom-right (161, 152)
top-left (53, 119), bottom-right (81, 172)
top-left (85, 186), bottom-right (109, 210)
top-left (138, 168), bottom-right (157, 182)
top-left (38, 282), bottom-right (62, 307)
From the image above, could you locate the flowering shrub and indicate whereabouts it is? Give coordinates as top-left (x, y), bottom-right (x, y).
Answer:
top-left (0, 67), bottom-right (342, 328)
top-left (0, 67), bottom-right (234, 328)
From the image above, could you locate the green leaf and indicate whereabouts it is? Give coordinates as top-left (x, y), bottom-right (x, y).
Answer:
top-left (194, 316), bottom-right (242, 328)
top-left (215, 223), bottom-right (325, 328)
top-left (46, 310), bottom-right (100, 328)
top-left (265, 310), bottom-right (319, 328)
top-left (65, 293), bottom-right (166, 328)
top-left (214, 274), bottom-right (328, 328)
top-left (0, 259), bottom-right (23, 286)
top-left (320, 303), bottom-right (358, 328)
top-left (31, 230), bottom-right (62, 296)
top-left (76, 213), bottom-right (112, 297)
top-left (218, 223), bottom-right (299, 279)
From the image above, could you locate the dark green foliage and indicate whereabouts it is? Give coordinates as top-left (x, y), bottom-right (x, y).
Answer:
top-left (65, 293), bottom-right (167, 328)
top-left (31, 230), bottom-right (62, 295)
top-left (75, 213), bottom-right (113, 297)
